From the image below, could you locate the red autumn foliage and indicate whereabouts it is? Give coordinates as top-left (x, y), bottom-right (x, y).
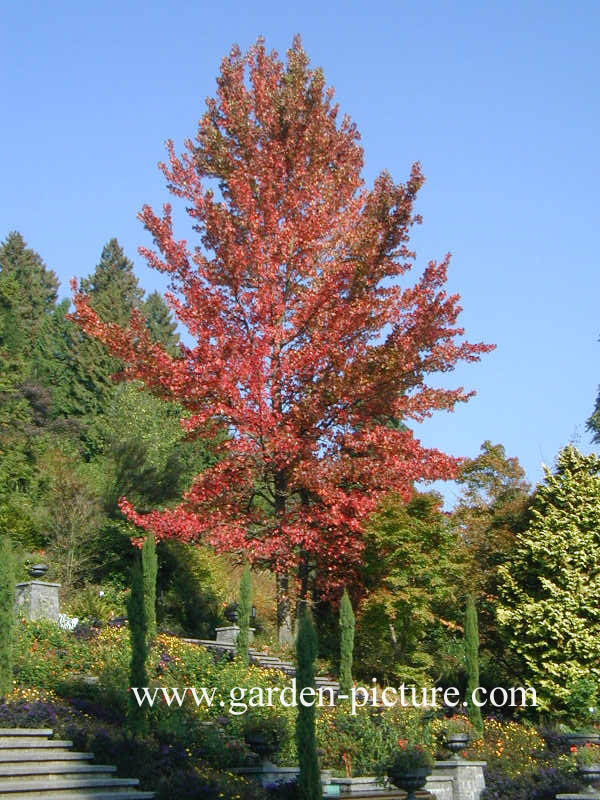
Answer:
top-left (70, 37), bottom-right (493, 597)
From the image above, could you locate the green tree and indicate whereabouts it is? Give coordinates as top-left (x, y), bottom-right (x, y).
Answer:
top-left (338, 588), bottom-right (355, 697)
top-left (453, 441), bottom-right (531, 686)
top-left (80, 239), bottom-right (144, 327)
top-left (32, 300), bottom-right (113, 426)
top-left (142, 532), bottom-right (157, 641)
top-left (34, 446), bottom-right (103, 589)
top-left (454, 441), bottom-right (531, 595)
top-left (88, 382), bottom-right (215, 585)
top-left (236, 563), bottom-right (252, 665)
top-left (496, 446), bottom-right (600, 715)
top-left (126, 557), bottom-right (148, 735)
top-left (0, 231), bottom-right (58, 354)
top-left (355, 492), bottom-right (463, 686)
top-left (464, 593), bottom-right (483, 736)
top-left (142, 291), bottom-right (179, 355)
top-left (296, 611), bottom-right (322, 800)
top-left (0, 536), bottom-right (15, 699)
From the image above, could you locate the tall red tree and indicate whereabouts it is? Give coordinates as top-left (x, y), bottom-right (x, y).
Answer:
top-left (71, 38), bottom-right (493, 638)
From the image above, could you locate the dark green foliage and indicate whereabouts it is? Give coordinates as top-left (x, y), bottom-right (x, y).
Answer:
top-left (32, 300), bottom-right (115, 427)
top-left (155, 541), bottom-right (223, 637)
top-left (338, 589), bottom-right (354, 697)
top-left (80, 239), bottom-right (144, 327)
top-left (142, 533), bottom-right (157, 642)
top-left (356, 492), bottom-right (462, 686)
top-left (126, 557), bottom-right (148, 735)
top-left (454, 442), bottom-right (531, 691)
top-left (481, 767), bottom-right (582, 800)
top-left (89, 383), bottom-right (215, 585)
top-left (0, 537), bottom-right (15, 698)
top-left (0, 232), bottom-right (58, 354)
top-left (296, 611), bottom-right (322, 800)
top-left (142, 291), bottom-right (180, 355)
top-left (464, 593), bottom-right (484, 736)
top-left (236, 563), bottom-right (252, 665)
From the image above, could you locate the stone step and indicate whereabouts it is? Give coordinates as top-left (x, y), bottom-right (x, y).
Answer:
top-left (0, 794), bottom-right (153, 800)
top-left (0, 765), bottom-right (116, 780)
top-left (0, 755), bottom-right (93, 766)
top-left (0, 744), bottom-right (73, 753)
top-left (0, 776), bottom-right (141, 797)
top-left (0, 734), bottom-right (52, 741)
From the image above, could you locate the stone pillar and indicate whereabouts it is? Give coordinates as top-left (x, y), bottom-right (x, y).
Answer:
top-left (15, 581), bottom-right (60, 622)
top-left (215, 625), bottom-right (255, 644)
top-left (426, 772), bottom-right (456, 800)
top-left (433, 760), bottom-right (487, 800)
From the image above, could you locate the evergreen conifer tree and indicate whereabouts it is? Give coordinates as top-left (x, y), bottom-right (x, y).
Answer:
top-left (126, 557), bottom-right (148, 735)
top-left (0, 232), bottom-right (58, 354)
top-left (142, 291), bottom-right (179, 355)
top-left (497, 446), bottom-right (600, 713)
top-left (80, 239), bottom-right (144, 326)
top-left (0, 536), bottom-right (15, 699)
top-left (142, 532), bottom-right (157, 642)
top-left (33, 300), bottom-right (113, 423)
top-left (339, 588), bottom-right (355, 697)
top-left (464, 592), bottom-right (484, 736)
top-left (236, 563), bottom-right (252, 665)
top-left (296, 611), bottom-right (322, 800)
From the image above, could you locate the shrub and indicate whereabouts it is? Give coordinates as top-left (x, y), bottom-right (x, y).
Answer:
top-left (64, 583), bottom-right (127, 625)
top-left (467, 717), bottom-right (549, 778)
top-left (481, 767), bottom-right (582, 800)
top-left (316, 703), bottom-right (430, 778)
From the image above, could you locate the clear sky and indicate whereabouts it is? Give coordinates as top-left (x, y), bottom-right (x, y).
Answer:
top-left (2, 0), bottom-right (599, 506)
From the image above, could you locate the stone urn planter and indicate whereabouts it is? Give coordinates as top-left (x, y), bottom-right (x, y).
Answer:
top-left (224, 602), bottom-right (240, 623)
top-left (444, 732), bottom-right (471, 760)
top-left (245, 733), bottom-right (278, 762)
top-left (387, 767), bottom-right (431, 800)
top-left (387, 745), bottom-right (434, 800)
top-left (28, 564), bottom-right (48, 578)
top-left (243, 714), bottom-right (288, 769)
top-left (577, 764), bottom-right (600, 794)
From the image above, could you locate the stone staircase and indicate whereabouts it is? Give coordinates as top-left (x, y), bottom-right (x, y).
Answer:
top-left (0, 729), bottom-right (154, 799)
top-left (182, 638), bottom-right (341, 695)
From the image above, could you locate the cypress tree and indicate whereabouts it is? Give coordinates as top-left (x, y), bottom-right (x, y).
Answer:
top-left (0, 536), bottom-right (15, 699)
top-left (338, 588), bottom-right (355, 697)
top-left (296, 611), bottom-right (322, 800)
top-left (142, 532), bottom-right (157, 642)
top-left (126, 557), bottom-right (148, 735)
top-left (464, 592), bottom-right (484, 736)
top-left (236, 563), bottom-right (252, 665)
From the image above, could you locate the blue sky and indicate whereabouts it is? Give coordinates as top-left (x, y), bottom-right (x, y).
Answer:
top-left (2, 0), bottom-right (598, 505)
